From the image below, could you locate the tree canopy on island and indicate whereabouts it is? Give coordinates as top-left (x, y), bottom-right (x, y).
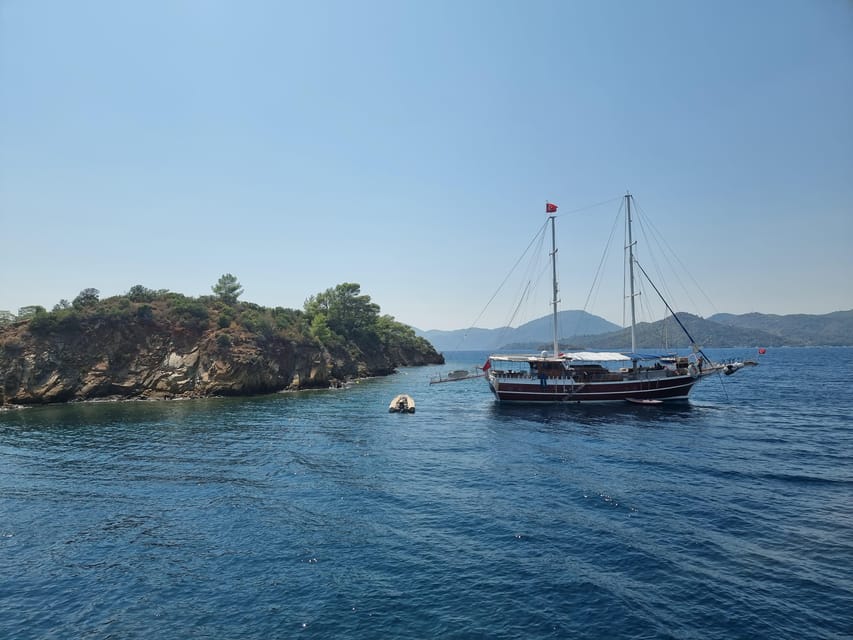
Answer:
top-left (12, 279), bottom-right (434, 357)
top-left (302, 282), bottom-right (428, 353)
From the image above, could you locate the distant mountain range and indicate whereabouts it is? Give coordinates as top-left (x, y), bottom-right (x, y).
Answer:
top-left (415, 311), bottom-right (620, 352)
top-left (415, 309), bottom-right (853, 351)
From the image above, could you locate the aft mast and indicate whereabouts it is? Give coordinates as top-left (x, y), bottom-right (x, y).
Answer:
top-left (546, 201), bottom-right (559, 357)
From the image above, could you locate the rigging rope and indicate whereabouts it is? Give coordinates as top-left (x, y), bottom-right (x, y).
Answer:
top-left (632, 197), bottom-right (719, 318)
top-left (580, 200), bottom-right (622, 334)
top-left (633, 258), bottom-right (711, 365)
top-left (454, 219), bottom-right (549, 350)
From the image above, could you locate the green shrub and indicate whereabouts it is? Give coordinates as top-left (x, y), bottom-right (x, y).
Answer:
top-left (238, 308), bottom-right (272, 336)
top-left (72, 288), bottom-right (100, 309)
top-left (28, 309), bottom-right (82, 334)
top-left (218, 307), bottom-right (235, 328)
top-left (127, 285), bottom-right (156, 303)
top-left (28, 313), bottom-right (59, 334)
top-left (168, 297), bottom-right (210, 330)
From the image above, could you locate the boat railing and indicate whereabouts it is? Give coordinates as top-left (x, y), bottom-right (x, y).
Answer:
top-left (494, 366), bottom-right (687, 382)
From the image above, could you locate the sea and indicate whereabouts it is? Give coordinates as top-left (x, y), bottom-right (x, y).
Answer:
top-left (1, 347), bottom-right (851, 639)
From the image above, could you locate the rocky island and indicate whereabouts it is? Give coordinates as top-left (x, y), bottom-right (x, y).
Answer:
top-left (0, 279), bottom-right (443, 406)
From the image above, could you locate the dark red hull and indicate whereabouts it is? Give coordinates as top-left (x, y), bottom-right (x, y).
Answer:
top-left (488, 373), bottom-right (697, 404)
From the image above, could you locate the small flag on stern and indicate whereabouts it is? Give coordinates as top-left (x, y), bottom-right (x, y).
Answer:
top-left (546, 202), bottom-right (558, 213)
top-left (482, 359), bottom-right (491, 372)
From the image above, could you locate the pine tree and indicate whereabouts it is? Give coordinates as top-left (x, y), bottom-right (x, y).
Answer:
top-left (212, 274), bottom-right (243, 304)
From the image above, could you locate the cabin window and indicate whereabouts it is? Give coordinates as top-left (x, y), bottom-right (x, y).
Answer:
top-left (490, 362), bottom-right (524, 377)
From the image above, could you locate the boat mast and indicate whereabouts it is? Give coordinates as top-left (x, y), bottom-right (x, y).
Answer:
top-left (549, 206), bottom-right (559, 357)
top-left (626, 193), bottom-right (638, 355)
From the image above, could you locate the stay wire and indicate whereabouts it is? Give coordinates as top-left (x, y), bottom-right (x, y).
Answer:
top-left (581, 198), bottom-right (623, 331)
top-left (633, 197), bottom-right (719, 318)
top-left (456, 219), bottom-right (550, 350)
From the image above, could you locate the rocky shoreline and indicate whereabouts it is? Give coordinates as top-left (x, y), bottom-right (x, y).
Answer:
top-left (0, 298), bottom-right (443, 407)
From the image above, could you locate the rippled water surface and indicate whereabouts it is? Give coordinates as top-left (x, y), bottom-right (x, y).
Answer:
top-left (2, 347), bottom-right (852, 639)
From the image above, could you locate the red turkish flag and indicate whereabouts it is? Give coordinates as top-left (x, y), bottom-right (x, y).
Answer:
top-left (546, 202), bottom-right (558, 213)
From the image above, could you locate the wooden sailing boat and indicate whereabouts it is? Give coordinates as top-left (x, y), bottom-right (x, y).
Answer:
top-left (485, 195), bottom-right (750, 404)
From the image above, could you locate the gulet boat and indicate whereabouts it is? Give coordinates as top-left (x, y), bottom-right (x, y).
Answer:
top-left (485, 195), bottom-right (753, 405)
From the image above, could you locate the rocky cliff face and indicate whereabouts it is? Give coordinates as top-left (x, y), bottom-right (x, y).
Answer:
top-left (0, 312), bottom-right (443, 405)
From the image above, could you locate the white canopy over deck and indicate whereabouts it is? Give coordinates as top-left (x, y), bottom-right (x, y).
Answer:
top-left (489, 351), bottom-right (631, 364)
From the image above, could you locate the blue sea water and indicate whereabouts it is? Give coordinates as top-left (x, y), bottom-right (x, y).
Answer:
top-left (1, 347), bottom-right (852, 639)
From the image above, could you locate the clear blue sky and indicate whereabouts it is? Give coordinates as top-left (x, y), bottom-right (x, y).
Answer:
top-left (2, 0), bottom-right (851, 330)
